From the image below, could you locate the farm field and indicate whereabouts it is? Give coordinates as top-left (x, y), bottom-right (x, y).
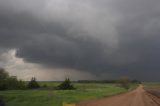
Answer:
top-left (143, 82), bottom-right (160, 97)
top-left (0, 82), bottom-right (136, 106)
top-left (143, 82), bottom-right (160, 89)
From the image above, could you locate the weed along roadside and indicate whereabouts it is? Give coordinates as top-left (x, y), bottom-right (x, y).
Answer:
top-left (63, 102), bottom-right (75, 106)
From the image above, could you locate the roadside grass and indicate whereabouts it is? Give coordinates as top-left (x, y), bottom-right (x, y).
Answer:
top-left (143, 82), bottom-right (160, 97)
top-left (128, 83), bottom-right (139, 90)
top-left (143, 82), bottom-right (160, 89)
top-left (0, 83), bottom-right (137, 106)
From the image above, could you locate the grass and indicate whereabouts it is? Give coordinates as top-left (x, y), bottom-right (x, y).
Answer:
top-left (143, 82), bottom-right (160, 97)
top-left (0, 82), bottom-right (137, 106)
top-left (143, 82), bottom-right (160, 90)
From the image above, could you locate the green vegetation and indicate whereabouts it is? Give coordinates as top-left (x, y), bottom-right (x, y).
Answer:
top-left (143, 82), bottom-right (160, 89)
top-left (143, 82), bottom-right (160, 91)
top-left (0, 82), bottom-right (132, 106)
top-left (57, 78), bottom-right (75, 90)
top-left (142, 82), bottom-right (160, 97)
top-left (0, 68), bottom-right (140, 106)
top-left (27, 77), bottom-right (40, 89)
top-left (0, 68), bottom-right (26, 90)
top-left (118, 77), bottom-right (130, 89)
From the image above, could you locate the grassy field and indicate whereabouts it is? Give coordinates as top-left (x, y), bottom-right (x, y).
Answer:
top-left (0, 82), bottom-right (137, 106)
top-left (143, 82), bottom-right (160, 97)
top-left (143, 82), bottom-right (160, 91)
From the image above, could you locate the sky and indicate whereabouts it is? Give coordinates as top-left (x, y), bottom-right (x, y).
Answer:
top-left (0, 0), bottom-right (160, 81)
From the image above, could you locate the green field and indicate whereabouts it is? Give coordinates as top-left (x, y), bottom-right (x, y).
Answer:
top-left (0, 82), bottom-right (137, 106)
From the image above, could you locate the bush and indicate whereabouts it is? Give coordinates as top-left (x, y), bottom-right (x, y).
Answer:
top-left (17, 80), bottom-right (26, 90)
top-left (27, 77), bottom-right (40, 89)
top-left (0, 82), bottom-right (7, 90)
top-left (58, 78), bottom-right (75, 90)
top-left (42, 84), bottom-right (47, 88)
top-left (119, 77), bottom-right (130, 90)
top-left (6, 76), bottom-right (19, 89)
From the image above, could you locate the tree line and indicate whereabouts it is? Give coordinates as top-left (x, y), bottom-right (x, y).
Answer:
top-left (0, 68), bottom-right (41, 90)
top-left (0, 68), bottom-right (74, 90)
top-left (77, 79), bottom-right (141, 84)
top-left (0, 67), bottom-right (141, 90)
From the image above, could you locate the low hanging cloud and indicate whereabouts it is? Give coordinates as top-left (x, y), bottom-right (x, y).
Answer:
top-left (0, 0), bottom-right (160, 81)
top-left (0, 49), bottom-right (95, 81)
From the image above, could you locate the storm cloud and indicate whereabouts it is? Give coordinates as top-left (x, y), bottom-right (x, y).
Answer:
top-left (0, 0), bottom-right (160, 81)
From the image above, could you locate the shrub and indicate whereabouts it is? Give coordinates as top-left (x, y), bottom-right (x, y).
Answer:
top-left (17, 80), bottom-right (26, 89)
top-left (42, 84), bottom-right (47, 88)
top-left (119, 77), bottom-right (130, 90)
top-left (0, 82), bottom-right (7, 90)
top-left (27, 77), bottom-right (40, 89)
top-left (58, 78), bottom-right (75, 90)
top-left (6, 76), bottom-right (19, 89)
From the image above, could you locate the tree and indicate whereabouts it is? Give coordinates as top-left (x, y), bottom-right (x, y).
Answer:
top-left (119, 77), bottom-right (130, 90)
top-left (0, 68), bottom-right (9, 90)
top-left (6, 76), bottom-right (26, 90)
top-left (0, 68), bottom-right (9, 80)
top-left (0, 68), bottom-right (26, 90)
top-left (58, 78), bottom-right (75, 90)
top-left (27, 77), bottom-right (40, 89)
top-left (17, 80), bottom-right (26, 89)
top-left (6, 76), bottom-right (19, 89)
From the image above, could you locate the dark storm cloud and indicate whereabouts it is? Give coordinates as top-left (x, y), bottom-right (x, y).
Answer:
top-left (108, 0), bottom-right (160, 81)
top-left (0, 0), bottom-right (160, 81)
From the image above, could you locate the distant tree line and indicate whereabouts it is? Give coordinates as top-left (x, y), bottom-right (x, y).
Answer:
top-left (0, 68), bottom-right (75, 90)
top-left (77, 80), bottom-right (118, 83)
top-left (78, 78), bottom-right (141, 90)
top-left (0, 67), bottom-right (141, 91)
top-left (77, 79), bottom-right (141, 84)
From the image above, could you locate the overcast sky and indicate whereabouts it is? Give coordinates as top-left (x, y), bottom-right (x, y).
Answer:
top-left (0, 0), bottom-right (160, 81)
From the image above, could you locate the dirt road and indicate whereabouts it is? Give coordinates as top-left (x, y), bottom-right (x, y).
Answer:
top-left (76, 85), bottom-right (160, 106)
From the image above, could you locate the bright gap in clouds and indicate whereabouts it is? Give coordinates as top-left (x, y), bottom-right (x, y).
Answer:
top-left (0, 49), bottom-right (95, 81)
